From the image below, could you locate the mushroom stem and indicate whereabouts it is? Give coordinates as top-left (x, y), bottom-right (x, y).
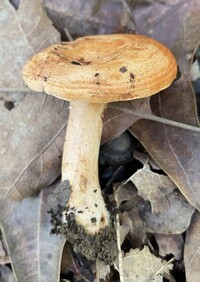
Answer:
top-left (62, 101), bottom-right (110, 235)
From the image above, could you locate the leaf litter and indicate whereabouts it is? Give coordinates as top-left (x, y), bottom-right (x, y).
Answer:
top-left (0, 0), bottom-right (200, 281)
top-left (0, 184), bottom-right (66, 282)
top-left (0, 0), bottom-right (67, 200)
top-left (122, 246), bottom-right (173, 282)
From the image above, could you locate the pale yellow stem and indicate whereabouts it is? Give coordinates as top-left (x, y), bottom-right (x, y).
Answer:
top-left (62, 101), bottom-right (110, 235)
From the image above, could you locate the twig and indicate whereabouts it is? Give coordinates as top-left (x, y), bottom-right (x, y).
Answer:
top-left (2, 88), bottom-right (200, 133)
top-left (109, 104), bottom-right (200, 132)
top-left (113, 185), bottom-right (125, 282)
top-left (64, 27), bottom-right (73, 42)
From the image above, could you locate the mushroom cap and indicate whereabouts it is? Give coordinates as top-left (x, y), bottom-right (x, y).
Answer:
top-left (22, 34), bottom-right (177, 103)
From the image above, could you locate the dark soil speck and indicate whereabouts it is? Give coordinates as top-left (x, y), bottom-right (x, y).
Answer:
top-left (119, 66), bottom-right (127, 73)
top-left (71, 61), bottom-right (81, 66)
top-left (130, 73), bottom-right (135, 82)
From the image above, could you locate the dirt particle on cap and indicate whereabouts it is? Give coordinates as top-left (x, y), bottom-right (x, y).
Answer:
top-left (96, 81), bottom-right (100, 85)
top-left (95, 204), bottom-right (98, 207)
top-left (101, 215), bottom-right (106, 223)
top-left (79, 57), bottom-right (91, 65)
top-left (94, 73), bottom-right (99, 77)
top-left (119, 66), bottom-right (128, 73)
top-left (130, 73), bottom-right (135, 82)
top-left (93, 189), bottom-right (97, 193)
top-left (44, 76), bottom-right (47, 81)
top-left (71, 61), bottom-right (81, 66)
top-left (91, 217), bottom-right (97, 223)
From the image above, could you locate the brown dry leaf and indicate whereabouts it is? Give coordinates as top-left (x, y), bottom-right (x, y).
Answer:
top-left (133, 151), bottom-right (161, 170)
top-left (0, 265), bottom-right (16, 282)
top-left (0, 235), bottom-right (10, 265)
top-left (0, 0), bottom-right (68, 200)
top-left (121, 209), bottom-right (147, 248)
top-left (61, 244), bottom-right (79, 276)
top-left (119, 213), bottom-right (131, 245)
top-left (103, 98), bottom-right (152, 144)
top-left (0, 184), bottom-right (66, 282)
top-left (115, 183), bottom-right (148, 247)
top-left (122, 246), bottom-right (173, 282)
top-left (61, 244), bottom-right (95, 281)
top-left (0, 0), bottom-right (60, 91)
top-left (0, 240), bottom-right (6, 259)
top-left (0, 94), bottom-right (67, 199)
top-left (42, 0), bottom-right (136, 39)
top-left (114, 181), bottom-right (137, 205)
top-left (102, 107), bottom-right (137, 144)
top-left (140, 189), bottom-right (195, 234)
top-left (96, 260), bottom-right (111, 281)
top-left (127, 163), bottom-right (176, 213)
top-left (184, 211), bottom-right (200, 282)
top-left (155, 233), bottom-right (184, 260)
top-left (129, 0), bottom-right (200, 211)
top-left (98, 0), bottom-right (200, 211)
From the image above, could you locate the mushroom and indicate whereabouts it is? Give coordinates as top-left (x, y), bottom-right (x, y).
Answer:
top-left (22, 34), bottom-right (177, 236)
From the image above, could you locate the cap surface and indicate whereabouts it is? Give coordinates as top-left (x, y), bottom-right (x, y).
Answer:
top-left (22, 34), bottom-right (177, 103)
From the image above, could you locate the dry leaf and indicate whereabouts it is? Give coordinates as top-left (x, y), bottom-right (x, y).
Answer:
top-left (0, 235), bottom-right (10, 265)
top-left (0, 239), bottom-right (6, 259)
top-left (184, 211), bottom-right (200, 282)
top-left (42, 0), bottom-right (136, 39)
top-left (102, 107), bottom-right (138, 144)
top-left (96, 260), bottom-right (111, 281)
top-left (0, 94), bottom-right (67, 199)
top-left (115, 183), bottom-right (148, 247)
top-left (133, 151), bottom-right (161, 170)
top-left (121, 210), bottom-right (147, 248)
top-left (103, 98), bottom-right (152, 144)
top-left (140, 189), bottom-right (195, 234)
top-left (0, 184), bottom-right (66, 282)
top-left (127, 164), bottom-right (176, 213)
top-left (114, 182), bottom-right (137, 205)
top-left (61, 244), bottom-right (78, 275)
top-left (122, 246), bottom-right (173, 282)
top-left (96, 0), bottom-right (200, 213)
top-left (61, 244), bottom-right (95, 281)
top-left (0, 0), bottom-right (67, 200)
top-left (1, 2), bottom-right (199, 281)
top-left (119, 214), bottom-right (131, 245)
top-left (0, 0), bottom-right (60, 91)
top-left (0, 265), bottom-right (16, 282)
top-left (129, 0), bottom-right (200, 211)
top-left (155, 233), bottom-right (184, 260)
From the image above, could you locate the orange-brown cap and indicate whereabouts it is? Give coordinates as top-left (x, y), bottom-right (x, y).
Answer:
top-left (22, 34), bottom-right (177, 103)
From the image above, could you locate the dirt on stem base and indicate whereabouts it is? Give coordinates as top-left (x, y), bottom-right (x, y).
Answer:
top-left (47, 180), bottom-right (117, 264)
